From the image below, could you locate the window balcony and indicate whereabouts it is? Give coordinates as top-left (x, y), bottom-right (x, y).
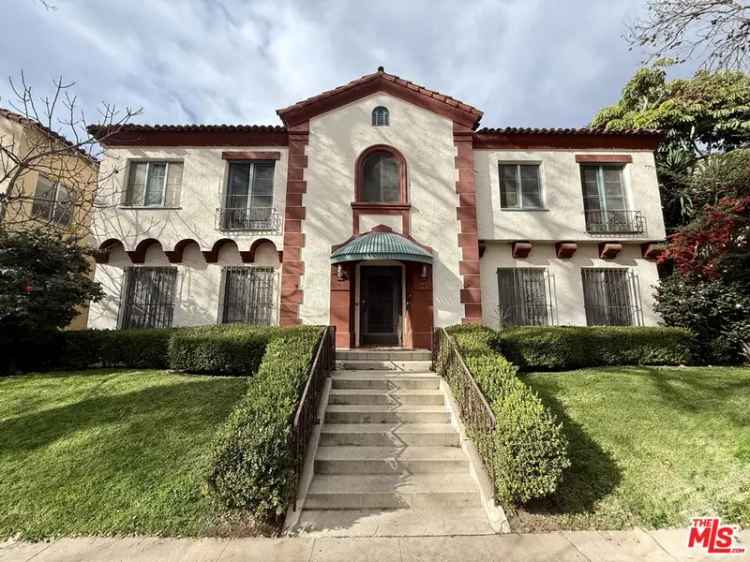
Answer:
top-left (216, 207), bottom-right (281, 232)
top-left (584, 210), bottom-right (646, 235)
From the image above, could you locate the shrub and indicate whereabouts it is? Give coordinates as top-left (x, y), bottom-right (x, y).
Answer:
top-left (655, 275), bottom-right (750, 364)
top-left (168, 324), bottom-right (279, 375)
top-left (59, 328), bottom-right (175, 369)
top-left (443, 325), bottom-right (570, 505)
top-left (496, 326), bottom-right (693, 371)
top-left (207, 326), bottom-right (322, 523)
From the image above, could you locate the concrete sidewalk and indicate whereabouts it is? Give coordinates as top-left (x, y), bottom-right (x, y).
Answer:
top-left (1, 528), bottom-right (747, 562)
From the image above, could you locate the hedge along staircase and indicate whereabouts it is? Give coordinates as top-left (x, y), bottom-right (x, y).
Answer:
top-left (289, 349), bottom-right (498, 537)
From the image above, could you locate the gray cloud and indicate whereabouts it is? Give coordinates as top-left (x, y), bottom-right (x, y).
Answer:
top-left (1, 0), bottom-right (675, 129)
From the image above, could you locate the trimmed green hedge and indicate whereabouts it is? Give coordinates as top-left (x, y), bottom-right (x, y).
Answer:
top-left (61, 328), bottom-right (174, 369)
top-left (496, 326), bottom-right (693, 371)
top-left (444, 325), bottom-right (570, 505)
top-left (207, 326), bottom-right (322, 523)
top-left (168, 324), bottom-right (280, 375)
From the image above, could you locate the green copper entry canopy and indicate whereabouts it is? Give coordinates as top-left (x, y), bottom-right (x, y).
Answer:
top-left (331, 227), bottom-right (432, 264)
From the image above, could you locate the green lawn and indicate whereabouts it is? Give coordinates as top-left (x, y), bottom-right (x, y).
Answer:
top-left (0, 370), bottom-right (247, 540)
top-left (520, 366), bottom-right (750, 531)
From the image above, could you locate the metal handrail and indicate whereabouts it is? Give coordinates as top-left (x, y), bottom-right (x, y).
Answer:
top-left (288, 325), bottom-right (336, 512)
top-left (433, 327), bottom-right (496, 483)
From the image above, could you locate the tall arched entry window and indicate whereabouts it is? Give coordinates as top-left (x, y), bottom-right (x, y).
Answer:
top-left (356, 146), bottom-right (407, 204)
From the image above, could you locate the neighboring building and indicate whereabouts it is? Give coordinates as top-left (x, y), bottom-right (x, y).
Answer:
top-left (87, 68), bottom-right (665, 348)
top-left (0, 107), bottom-right (99, 330)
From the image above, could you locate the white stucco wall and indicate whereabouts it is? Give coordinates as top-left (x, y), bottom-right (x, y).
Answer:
top-left (88, 239), bottom-right (280, 330)
top-left (300, 93), bottom-right (463, 327)
top-left (474, 149), bottom-right (666, 242)
top-left (479, 242), bottom-right (661, 327)
top-left (93, 145), bottom-right (288, 252)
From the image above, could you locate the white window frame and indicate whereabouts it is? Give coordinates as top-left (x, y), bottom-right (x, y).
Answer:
top-left (122, 160), bottom-right (182, 208)
top-left (498, 162), bottom-right (544, 210)
top-left (32, 175), bottom-right (73, 226)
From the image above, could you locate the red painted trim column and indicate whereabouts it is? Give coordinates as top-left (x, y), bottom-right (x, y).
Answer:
top-left (454, 124), bottom-right (483, 324)
top-left (280, 124), bottom-right (309, 325)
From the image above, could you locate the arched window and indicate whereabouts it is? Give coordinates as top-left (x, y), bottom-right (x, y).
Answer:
top-left (372, 106), bottom-right (389, 126)
top-left (359, 148), bottom-right (404, 203)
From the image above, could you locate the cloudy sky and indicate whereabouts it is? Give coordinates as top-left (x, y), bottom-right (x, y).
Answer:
top-left (1, 0), bottom-right (696, 130)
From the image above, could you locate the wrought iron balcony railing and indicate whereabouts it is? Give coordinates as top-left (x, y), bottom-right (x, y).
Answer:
top-left (216, 207), bottom-right (281, 231)
top-left (585, 209), bottom-right (646, 234)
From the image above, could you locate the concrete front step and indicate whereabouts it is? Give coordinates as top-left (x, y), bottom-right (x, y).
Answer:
top-left (335, 360), bottom-right (433, 371)
top-left (314, 446), bottom-right (469, 474)
top-left (304, 473), bottom-right (481, 510)
top-left (324, 405), bottom-right (451, 424)
top-left (336, 350), bottom-right (432, 362)
top-left (319, 423), bottom-right (459, 447)
top-left (331, 374), bottom-right (440, 391)
top-left (328, 389), bottom-right (445, 406)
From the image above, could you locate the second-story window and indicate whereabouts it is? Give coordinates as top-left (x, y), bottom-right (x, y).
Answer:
top-left (124, 161), bottom-right (183, 207)
top-left (223, 161), bottom-right (275, 230)
top-left (499, 163), bottom-right (542, 209)
top-left (372, 106), bottom-right (389, 126)
top-left (31, 175), bottom-right (73, 226)
top-left (580, 164), bottom-right (644, 233)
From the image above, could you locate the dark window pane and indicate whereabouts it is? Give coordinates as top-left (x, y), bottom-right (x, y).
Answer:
top-left (126, 162), bottom-right (147, 205)
top-left (120, 267), bottom-right (177, 329)
top-left (363, 151), bottom-right (400, 202)
top-left (227, 163), bottom-right (251, 207)
top-left (520, 165), bottom-right (542, 208)
top-left (372, 106), bottom-right (389, 126)
top-left (497, 268), bottom-right (549, 326)
top-left (52, 185), bottom-right (73, 226)
top-left (222, 267), bottom-right (275, 325)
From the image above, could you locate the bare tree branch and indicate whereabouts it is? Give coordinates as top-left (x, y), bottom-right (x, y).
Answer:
top-left (626, 0), bottom-right (750, 70)
top-left (0, 72), bottom-right (141, 239)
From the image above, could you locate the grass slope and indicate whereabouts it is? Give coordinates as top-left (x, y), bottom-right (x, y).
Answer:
top-left (0, 370), bottom-right (246, 540)
top-left (521, 366), bottom-right (750, 531)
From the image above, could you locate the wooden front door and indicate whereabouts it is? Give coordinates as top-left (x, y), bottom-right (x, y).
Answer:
top-left (359, 266), bottom-right (402, 346)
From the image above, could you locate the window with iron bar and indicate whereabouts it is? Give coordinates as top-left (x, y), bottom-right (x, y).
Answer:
top-left (221, 266), bottom-right (275, 325)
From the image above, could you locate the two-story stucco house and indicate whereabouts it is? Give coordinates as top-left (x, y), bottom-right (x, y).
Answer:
top-left (87, 68), bottom-right (665, 348)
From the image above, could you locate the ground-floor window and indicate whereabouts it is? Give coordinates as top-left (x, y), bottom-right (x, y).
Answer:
top-left (581, 268), bottom-right (642, 326)
top-left (119, 267), bottom-right (177, 329)
top-left (497, 267), bottom-right (555, 327)
top-left (221, 266), bottom-right (275, 325)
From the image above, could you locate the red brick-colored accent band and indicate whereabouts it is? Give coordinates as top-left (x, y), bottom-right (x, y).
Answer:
top-left (222, 151), bottom-right (281, 160)
top-left (280, 125), bottom-right (309, 325)
top-left (575, 154), bottom-right (633, 164)
top-left (512, 241), bottom-right (533, 259)
top-left (555, 242), bottom-right (578, 258)
top-left (454, 124), bottom-right (482, 324)
top-left (599, 242), bottom-right (623, 259)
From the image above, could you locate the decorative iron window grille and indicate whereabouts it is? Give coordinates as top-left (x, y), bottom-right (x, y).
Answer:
top-left (119, 267), bottom-right (177, 329)
top-left (216, 206), bottom-right (280, 231)
top-left (584, 210), bottom-right (646, 234)
top-left (497, 268), bottom-right (557, 327)
top-left (581, 268), bottom-right (643, 326)
top-left (221, 266), bottom-right (275, 325)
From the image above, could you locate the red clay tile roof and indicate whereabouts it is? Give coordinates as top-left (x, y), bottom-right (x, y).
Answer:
top-left (476, 126), bottom-right (662, 136)
top-left (87, 123), bottom-right (286, 135)
top-left (0, 106), bottom-right (99, 164)
top-left (277, 67), bottom-right (483, 129)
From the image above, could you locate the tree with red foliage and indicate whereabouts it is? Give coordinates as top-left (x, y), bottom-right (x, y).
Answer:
top-left (660, 196), bottom-right (750, 283)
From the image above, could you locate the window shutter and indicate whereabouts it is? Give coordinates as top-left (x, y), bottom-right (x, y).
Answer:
top-left (164, 162), bottom-right (183, 207)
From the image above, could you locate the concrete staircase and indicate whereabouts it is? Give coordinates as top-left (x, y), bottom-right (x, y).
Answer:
top-left (293, 349), bottom-right (494, 537)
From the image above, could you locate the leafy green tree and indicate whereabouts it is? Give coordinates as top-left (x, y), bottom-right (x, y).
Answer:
top-left (0, 228), bottom-right (103, 371)
top-left (591, 62), bottom-right (750, 228)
